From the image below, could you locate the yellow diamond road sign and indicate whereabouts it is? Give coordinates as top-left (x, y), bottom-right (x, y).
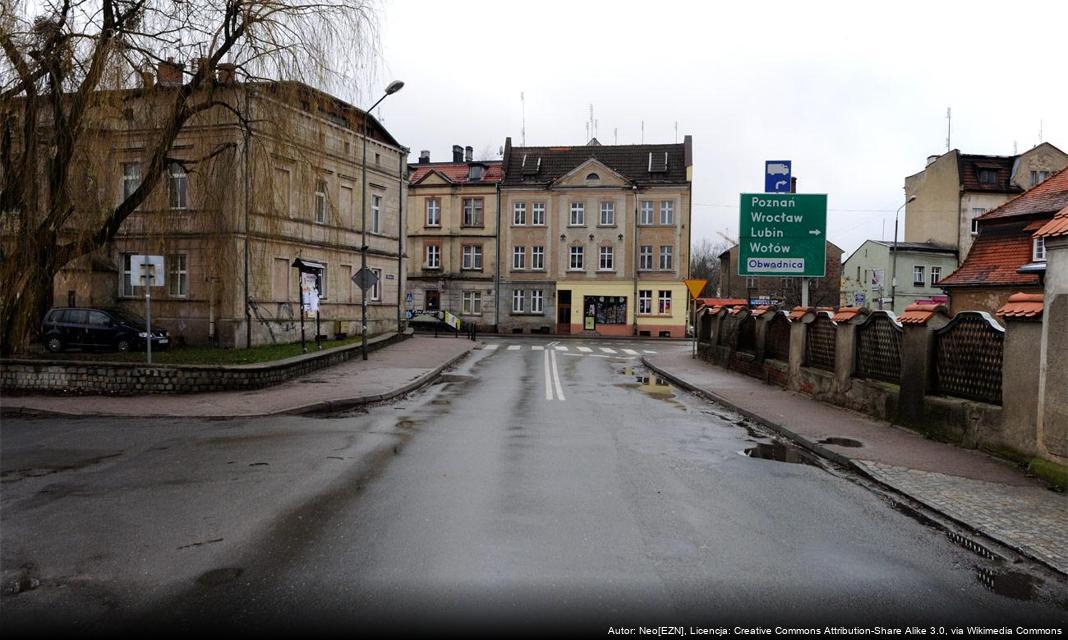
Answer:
top-left (683, 279), bottom-right (707, 299)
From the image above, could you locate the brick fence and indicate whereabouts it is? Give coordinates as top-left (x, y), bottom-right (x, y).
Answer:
top-left (0, 332), bottom-right (406, 396)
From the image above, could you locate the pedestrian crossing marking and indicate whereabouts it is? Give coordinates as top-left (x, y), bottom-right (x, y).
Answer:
top-left (483, 343), bottom-right (657, 355)
top-left (622, 349), bottom-right (639, 355)
top-left (532, 345), bottom-right (544, 351)
top-left (577, 346), bottom-right (593, 353)
top-left (554, 346), bottom-right (568, 351)
top-left (507, 345), bottom-right (521, 351)
top-left (599, 347), bottom-right (617, 354)
top-left (643, 350), bottom-right (656, 354)
top-left (484, 344), bottom-right (499, 351)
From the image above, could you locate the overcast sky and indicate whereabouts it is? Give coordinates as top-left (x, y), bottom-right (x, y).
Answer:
top-left (371, 0), bottom-right (1066, 257)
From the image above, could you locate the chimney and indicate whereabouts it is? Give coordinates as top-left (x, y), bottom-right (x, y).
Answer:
top-left (465, 146), bottom-right (474, 162)
top-left (926, 154), bottom-right (939, 166)
top-left (193, 57), bottom-right (211, 82)
top-left (216, 63), bottom-right (237, 85)
top-left (158, 57), bottom-right (184, 86)
top-left (139, 67), bottom-right (155, 90)
top-left (452, 145), bottom-right (464, 163)
top-left (418, 150), bottom-right (430, 164)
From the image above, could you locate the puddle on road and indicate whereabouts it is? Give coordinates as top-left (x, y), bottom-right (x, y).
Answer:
top-left (742, 441), bottom-right (821, 467)
top-left (618, 367), bottom-right (677, 400)
top-left (818, 437), bottom-right (863, 448)
top-left (977, 567), bottom-right (1042, 601)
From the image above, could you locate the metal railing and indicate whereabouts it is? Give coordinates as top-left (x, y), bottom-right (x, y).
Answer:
top-left (764, 314), bottom-right (791, 362)
top-left (854, 312), bottom-right (902, 384)
top-left (805, 313), bottom-right (836, 372)
top-left (934, 312), bottom-right (1003, 405)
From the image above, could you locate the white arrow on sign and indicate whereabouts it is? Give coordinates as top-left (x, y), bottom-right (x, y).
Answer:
top-left (808, 229), bottom-right (822, 236)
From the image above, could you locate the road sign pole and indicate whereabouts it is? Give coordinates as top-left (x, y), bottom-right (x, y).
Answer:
top-left (802, 278), bottom-right (810, 307)
top-left (145, 287), bottom-right (152, 365)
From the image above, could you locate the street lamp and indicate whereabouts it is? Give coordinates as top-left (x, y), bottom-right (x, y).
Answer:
top-left (889, 195), bottom-right (917, 313)
top-left (360, 80), bottom-right (404, 360)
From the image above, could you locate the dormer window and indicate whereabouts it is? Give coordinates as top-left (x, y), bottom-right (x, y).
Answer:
top-left (468, 164), bottom-right (484, 181)
top-left (648, 152), bottom-right (668, 173)
top-left (978, 169), bottom-right (997, 185)
top-left (1033, 237), bottom-right (1046, 262)
top-left (586, 172), bottom-right (600, 181)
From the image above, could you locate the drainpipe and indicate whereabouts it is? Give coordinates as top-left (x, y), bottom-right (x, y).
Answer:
top-left (243, 85), bottom-right (252, 348)
top-left (632, 184), bottom-right (639, 336)
top-left (398, 148), bottom-right (406, 333)
top-left (495, 181), bottom-right (501, 331)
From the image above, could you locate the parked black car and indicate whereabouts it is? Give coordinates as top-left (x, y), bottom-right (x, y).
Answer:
top-left (42, 308), bottom-right (170, 353)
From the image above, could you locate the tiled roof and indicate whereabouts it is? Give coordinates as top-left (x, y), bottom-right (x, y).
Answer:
top-left (697, 297), bottom-right (746, 308)
top-left (898, 304), bottom-right (948, 326)
top-left (938, 220), bottom-right (1042, 288)
top-left (502, 142), bottom-right (687, 186)
top-left (868, 240), bottom-right (958, 254)
top-left (787, 306), bottom-right (808, 321)
top-left (958, 154), bottom-right (1020, 193)
top-left (996, 293), bottom-right (1044, 319)
top-left (979, 167), bottom-right (1068, 221)
top-left (751, 305), bottom-right (774, 318)
top-left (832, 307), bottom-right (866, 323)
top-left (409, 161), bottom-right (503, 185)
top-left (1034, 205), bottom-right (1068, 238)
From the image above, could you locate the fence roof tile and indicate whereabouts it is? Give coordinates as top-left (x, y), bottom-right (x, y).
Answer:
top-left (899, 304), bottom-right (949, 325)
top-left (832, 306), bottom-right (867, 323)
top-left (996, 292), bottom-right (1044, 319)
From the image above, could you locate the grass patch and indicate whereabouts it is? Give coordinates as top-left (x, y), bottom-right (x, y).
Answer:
top-left (1029, 457), bottom-right (1068, 491)
top-left (17, 335), bottom-right (365, 366)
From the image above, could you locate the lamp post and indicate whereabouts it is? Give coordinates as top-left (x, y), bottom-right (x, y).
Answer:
top-left (360, 80), bottom-right (404, 360)
top-left (889, 195), bottom-right (917, 313)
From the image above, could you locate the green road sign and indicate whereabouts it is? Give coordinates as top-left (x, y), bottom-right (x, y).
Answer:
top-left (738, 193), bottom-right (827, 277)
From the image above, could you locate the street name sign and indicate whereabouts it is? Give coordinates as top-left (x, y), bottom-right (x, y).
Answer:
top-left (738, 193), bottom-right (827, 277)
top-left (764, 160), bottom-right (792, 193)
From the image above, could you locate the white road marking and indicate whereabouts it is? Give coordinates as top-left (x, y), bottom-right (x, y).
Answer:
top-left (532, 345), bottom-right (544, 351)
top-left (622, 348), bottom-right (639, 355)
top-left (577, 346), bottom-right (593, 353)
top-left (544, 349), bottom-right (553, 400)
top-left (599, 347), bottom-right (617, 354)
top-left (507, 345), bottom-right (521, 351)
top-left (550, 349), bottom-right (566, 401)
top-left (484, 343), bottom-right (499, 351)
top-left (643, 350), bottom-right (657, 354)
top-left (554, 345), bottom-right (569, 351)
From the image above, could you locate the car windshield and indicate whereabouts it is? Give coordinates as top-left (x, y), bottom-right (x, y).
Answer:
top-left (108, 309), bottom-right (147, 328)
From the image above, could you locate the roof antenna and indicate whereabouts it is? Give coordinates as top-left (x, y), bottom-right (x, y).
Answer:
top-left (520, 92), bottom-right (526, 146)
top-left (614, 127), bottom-right (618, 145)
top-left (641, 120), bottom-right (645, 144)
top-left (1039, 119), bottom-right (1044, 145)
top-left (945, 107), bottom-right (951, 152)
top-left (674, 121), bottom-right (678, 143)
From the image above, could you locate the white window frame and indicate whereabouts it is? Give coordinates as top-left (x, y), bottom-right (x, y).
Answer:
top-left (569, 246), bottom-right (584, 270)
top-left (1034, 237), bottom-right (1046, 262)
top-left (463, 197), bottom-right (484, 227)
top-left (640, 201), bottom-right (654, 225)
top-left (463, 290), bottom-right (482, 315)
top-left (930, 266), bottom-right (942, 287)
top-left (599, 201), bottom-right (614, 226)
top-left (168, 162), bottom-right (188, 210)
top-left (638, 290), bottom-right (652, 314)
top-left (531, 246), bottom-right (544, 270)
top-left (599, 246), bottom-right (614, 271)
top-left (532, 202), bottom-right (545, 226)
top-left (658, 290), bottom-right (672, 314)
top-left (121, 162), bottom-right (141, 202)
top-left (913, 265), bottom-right (925, 287)
top-left (426, 198), bottom-right (440, 227)
top-left (512, 289), bottom-right (524, 313)
top-left (462, 245), bottom-right (483, 270)
top-left (167, 253), bottom-right (188, 297)
top-left (425, 244), bottom-right (441, 269)
top-left (569, 202), bottom-right (585, 226)
top-left (660, 200), bottom-right (674, 225)
top-left (315, 179), bottom-right (328, 224)
top-left (531, 290), bottom-right (544, 313)
top-left (513, 202), bottom-right (527, 226)
top-left (121, 253), bottom-right (140, 298)
top-left (512, 246), bottom-right (525, 270)
top-left (659, 245), bottom-right (673, 270)
top-left (371, 194), bottom-right (382, 233)
top-left (369, 267), bottom-right (381, 301)
top-left (639, 245), bottom-right (653, 271)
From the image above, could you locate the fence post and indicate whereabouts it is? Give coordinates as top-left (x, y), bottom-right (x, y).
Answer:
top-left (998, 295), bottom-right (1044, 458)
top-left (831, 307), bottom-right (867, 398)
top-left (897, 304), bottom-right (951, 426)
top-left (787, 307), bottom-right (812, 391)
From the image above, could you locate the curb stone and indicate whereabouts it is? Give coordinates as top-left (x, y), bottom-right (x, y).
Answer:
top-left (640, 356), bottom-right (1067, 578)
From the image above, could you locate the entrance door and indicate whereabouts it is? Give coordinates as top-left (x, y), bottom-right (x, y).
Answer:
top-left (425, 290), bottom-right (441, 312)
top-left (557, 290), bottom-right (571, 334)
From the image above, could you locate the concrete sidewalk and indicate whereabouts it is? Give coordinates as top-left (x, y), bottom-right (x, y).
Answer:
top-left (1, 336), bottom-right (475, 418)
top-left (643, 350), bottom-right (1068, 576)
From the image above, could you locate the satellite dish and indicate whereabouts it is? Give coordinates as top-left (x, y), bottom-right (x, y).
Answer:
top-left (498, 146), bottom-right (504, 157)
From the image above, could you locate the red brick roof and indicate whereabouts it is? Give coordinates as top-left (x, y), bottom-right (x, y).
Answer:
top-left (409, 161), bottom-right (503, 185)
top-left (697, 297), bottom-right (746, 308)
top-left (832, 306), bottom-right (866, 323)
top-left (979, 167), bottom-right (1068, 221)
top-left (751, 305), bottom-right (774, 318)
top-left (898, 304), bottom-right (948, 325)
top-left (958, 154), bottom-right (1020, 193)
top-left (996, 293), bottom-right (1044, 319)
top-left (938, 223), bottom-right (1041, 288)
top-left (787, 306), bottom-right (808, 321)
top-left (1034, 205), bottom-right (1068, 239)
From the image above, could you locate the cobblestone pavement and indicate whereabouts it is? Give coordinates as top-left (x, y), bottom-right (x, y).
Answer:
top-left (857, 461), bottom-right (1068, 574)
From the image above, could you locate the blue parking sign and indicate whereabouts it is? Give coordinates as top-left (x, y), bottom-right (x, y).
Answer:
top-left (765, 160), bottom-right (792, 193)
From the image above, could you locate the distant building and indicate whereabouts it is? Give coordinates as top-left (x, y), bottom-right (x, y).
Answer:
top-left (840, 240), bottom-right (957, 313)
top-left (717, 241), bottom-right (842, 308)
top-left (903, 143), bottom-right (1068, 262)
top-left (938, 168), bottom-right (1068, 314)
top-left (498, 136), bottom-right (693, 337)
top-left (406, 146), bottom-right (502, 330)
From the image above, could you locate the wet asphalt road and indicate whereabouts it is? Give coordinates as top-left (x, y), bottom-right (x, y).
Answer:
top-left (2, 338), bottom-right (1065, 635)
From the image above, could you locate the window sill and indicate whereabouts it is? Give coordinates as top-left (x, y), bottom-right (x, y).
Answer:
top-left (423, 266), bottom-right (441, 271)
top-left (596, 269), bottom-right (616, 273)
top-left (566, 268), bottom-right (585, 272)
top-left (597, 224), bottom-right (617, 229)
top-left (567, 224), bottom-right (587, 228)
top-left (510, 311), bottom-right (544, 316)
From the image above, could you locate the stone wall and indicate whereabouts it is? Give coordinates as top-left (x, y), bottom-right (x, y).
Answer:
top-left (1, 332), bottom-right (406, 396)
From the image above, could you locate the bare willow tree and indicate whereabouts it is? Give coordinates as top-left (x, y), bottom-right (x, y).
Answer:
top-left (689, 237), bottom-right (730, 298)
top-left (0, 0), bottom-right (377, 354)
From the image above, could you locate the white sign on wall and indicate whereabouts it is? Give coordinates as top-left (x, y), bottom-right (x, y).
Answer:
top-left (130, 255), bottom-right (165, 287)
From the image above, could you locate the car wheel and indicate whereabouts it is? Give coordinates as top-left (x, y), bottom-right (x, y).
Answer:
top-left (116, 337), bottom-right (133, 353)
top-left (45, 336), bottom-right (64, 353)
